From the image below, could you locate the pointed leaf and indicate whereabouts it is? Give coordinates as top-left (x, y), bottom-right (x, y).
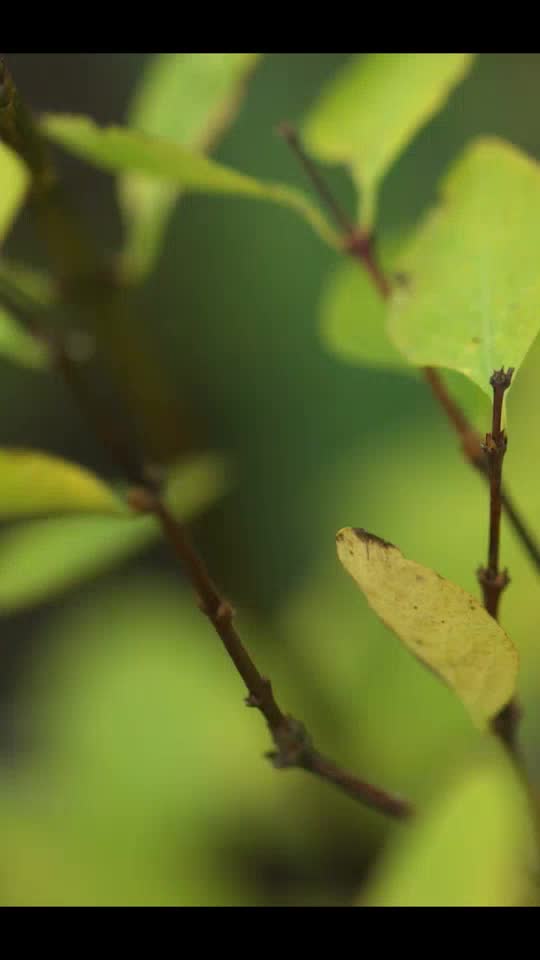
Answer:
top-left (389, 138), bottom-right (540, 395)
top-left (303, 53), bottom-right (475, 226)
top-left (120, 53), bottom-right (261, 279)
top-left (41, 114), bottom-right (338, 250)
top-left (336, 526), bottom-right (518, 727)
top-left (0, 449), bottom-right (125, 519)
top-left (0, 140), bottom-right (29, 243)
top-left (0, 452), bottom-right (230, 613)
top-left (362, 760), bottom-right (534, 907)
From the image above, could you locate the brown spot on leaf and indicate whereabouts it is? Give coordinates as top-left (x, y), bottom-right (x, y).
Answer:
top-left (352, 528), bottom-right (395, 550)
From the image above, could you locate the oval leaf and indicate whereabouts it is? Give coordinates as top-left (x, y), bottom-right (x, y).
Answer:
top-left (120, 53), bottom-right (261, 279)
top-left (389, 137), bottom-right (540, 395)
top-left (319, 231), bottom-right (411, 370)
top-left (361, 760), bottom-right (534, 907)
top-left (0, 449), bottom-right (124, 519)
top-left (303, 53), bottom-right (475, 226)
top-left (41, 114), bottom-right (338, 250)
top-left (321, 261), bottom-right (407, 369)
top-left (336, 526), bottom-right (518, 727)
top-left (163, 451), bottom-right (230, 518)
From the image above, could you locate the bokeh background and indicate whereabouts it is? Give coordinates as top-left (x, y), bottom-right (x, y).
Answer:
top-left (1, 53), bottom-right (540, 906)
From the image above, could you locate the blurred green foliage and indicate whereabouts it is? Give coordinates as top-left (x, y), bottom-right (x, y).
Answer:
top-left (1, 53), bottom-right (540, 906)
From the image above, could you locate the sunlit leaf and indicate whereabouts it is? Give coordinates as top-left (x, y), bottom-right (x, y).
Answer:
top-left (0, 449), bottom-right (124, 519)
top-left (0, 305), bottom-right (48, 369)
top-left (0, 140), bottom-right (29, 243)
top-left (0, 452), bottom-right (230, 614)
top-left (389, 138), bottom-right (540, 396)
top-left (41, 114), bottom-right (338, 250)
top-left (336, 526), bottom-right (518, 727)
top-left (121, 53), bottom-right (261, 280)
top-left (361, 760), bottom-right (534, 906)
top-left (303, 53), bottom-right (475, 226)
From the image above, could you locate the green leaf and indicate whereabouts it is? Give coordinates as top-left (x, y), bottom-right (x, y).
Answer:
top-left (0, 140), bottom-right (29, 242)
top-left (0, 305), bottom-right (48, 369)
top-left (41, 114), bottom-right (339, 250)
top-left (389, 138), bottom-right (540, 396)
top-left (320, 232), bottom-right (410, 370)
top-left (0, 514), bottom-right (154, 614)
top-left (303, 53), bottom-right (475, 227)
top-left (163, 451), bottom-right (230, 517)
top-left (0, 449), bottom-right (125, 519)
top-left (361, 760), bottom-right (534, 906)
top-left (0, 452), bottom-right (229, 614)
top-left (0, 258), bottom-right (55, 311)
top-left (336, 526), bottom-right (518, 728)
top-left (120, 54), bottom-right (261, 280)
top-left (321, 262), bottom-right (406, 369)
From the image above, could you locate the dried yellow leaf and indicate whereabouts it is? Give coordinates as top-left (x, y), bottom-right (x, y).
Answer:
top-left (336, 527), bottom-right (518, 728)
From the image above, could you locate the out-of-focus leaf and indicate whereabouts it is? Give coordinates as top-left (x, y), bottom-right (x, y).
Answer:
top-left (336, 526), bottom-right (518, 727)
top-left (41, 114), bottom-right (339, 250)
top-left (389, 138), bottom-right (540, 397)
top-left (0, 140), bottom-right (29, 243)
top-left (0, 449), bottom-right (124, 519)
top-left (0, 258), bottom-right (55, 310)
top-left (0, 514), bottom-right (154, 614)
top-left (303, 53), bottom-right (475, 226)
top-left (0, 305), bottom-right (48, 369)
top-left (120, 53), bottom-right (261, 280)
top-left (163, 451), bottom-right (230, 517)
top-left (0, 579), bottom-right (286, 904)
top-left (320, 233), bottom-right (409, 370)
top-left (361, 760), bottom-right (534, 906)
top-left (0, 452), bottom-right (230, 614)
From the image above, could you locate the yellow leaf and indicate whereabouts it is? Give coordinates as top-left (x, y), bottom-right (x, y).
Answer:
top-left (0, 449), bottom-right (125, 519)
top-left (336, 527), bottom-right (518, 727)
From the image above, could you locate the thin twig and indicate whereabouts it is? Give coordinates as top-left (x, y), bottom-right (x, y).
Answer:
top-left (0, 285), bottom-right (146, 487)
top-left (0, 55), bottom-right (185, 464)
top-left (278, 122), bottom-right (540, 575)
top-left (0, 60), bottom-right (414, 822)
top-left (128, 487), bottom-right (413, 820)
top-left (475, 368), bottom-right (522, 763)
top-left (477, 368), bottom-right (513, 619)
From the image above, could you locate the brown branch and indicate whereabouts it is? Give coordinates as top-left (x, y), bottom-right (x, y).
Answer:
top-left (0, 62), bottom-right (414, 823)
top-left (127, 487), bottom-right (413, 820)
top-left (278, 122), bottom-right (540, 575)
top-left (0, 55), bottom-right (186, 465)
top-left (475, 368), bottom-right (522, 763)
top-left (0, 288), bottom-right (146, 487)
top-left (477, 368), bottom-right (513, 619)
